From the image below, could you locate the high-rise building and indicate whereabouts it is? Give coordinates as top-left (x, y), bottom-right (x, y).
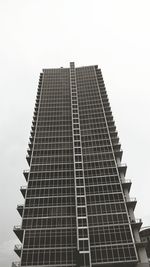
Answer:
top-left (13, 63), bottom-right (149, 267)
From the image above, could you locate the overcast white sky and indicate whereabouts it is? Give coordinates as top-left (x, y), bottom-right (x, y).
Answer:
top-left (0, 0), bottom-right (150, 266)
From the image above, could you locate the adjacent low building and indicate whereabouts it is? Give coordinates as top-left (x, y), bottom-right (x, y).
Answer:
top-left (140, 227), bottom-right (150, 263)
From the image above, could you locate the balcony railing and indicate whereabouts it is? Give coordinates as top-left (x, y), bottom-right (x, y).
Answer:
top-left (27, 149), bottom-right (32, 156)
top-left (17, 205), bottom-right (24, 216)
top-left (23, 169), bottom-right (29, 173)
top-left (28, 141), bottom-right (33, 149)
top-left (23, 169), bottom-right (29, 181)
top-left (130, 218), bottom-right (142, 230)
top-left (20, 186), bottom-right (27, 197)
top-left (126, 197), bottom-right (137, 210)
top-left (113, 143), bottom-right (121, 150)
top-left (17, 204), bottom-right (24, 208)
top-left (130, 218), bottom-right (142, 223)
top-left (135, 218), bottom-right (142, 223)
top-left (13, 225), bottom-right (23, 242)
top-left (30, 130), bottom-right (34, 137)
top-left (14, 244), bottom-right (22, 257)
top-left (29, 136), bottom-right (34, 142)
top-left (118, 163), bottom-right (127, 176)
top-left (20, 185), bottom-right (27, 190)
top-left (26, 155), bottom-right (31, 165)
top-left (118, 163), bottom-right (127, 168)
top-left (127, 197), bottom-right (136, 202)
top-left (121, 179), bottom-right (131, 191)
top-left (13, 225), bottom-right (21, 230)
top-left (122, 179), bottom-right (131, 184)
top-left (14, 244), bottom-right (22, 250)
top-left (12, 262), bottom-right (20, 267)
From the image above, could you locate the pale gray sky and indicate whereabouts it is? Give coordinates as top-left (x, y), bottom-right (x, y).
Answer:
top-left (0, 0), bottom-right (150, 266)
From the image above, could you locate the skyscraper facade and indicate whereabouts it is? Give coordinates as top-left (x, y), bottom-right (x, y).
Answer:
top-left (13, 63), bottom-right (149, 267)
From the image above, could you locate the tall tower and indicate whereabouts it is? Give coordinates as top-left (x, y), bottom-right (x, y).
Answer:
top-left (13, 63), bottom-right (149, 267)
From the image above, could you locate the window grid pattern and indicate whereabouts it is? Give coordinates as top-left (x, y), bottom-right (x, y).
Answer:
top-left (21, 68), bottom-right (77, 266)
top-left (14, 65), bottom-right (140, 267)
top-left (76, 66), bottom-right (138, 264)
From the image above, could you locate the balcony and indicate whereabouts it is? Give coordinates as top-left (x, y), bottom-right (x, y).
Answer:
top-left (112, 137), bottom-right (119, 144)
top-left (131, 218), bottom-right (142, 230)
top-left (31, 124), bottom-right (35, 130)
top-left (121, 179), bottom-right (131, 191)
top-left (101, 94), bottom-right (108, 101)
top-left (114, 149), bottom-right (123, 161)
top-left (35, 99), bottom-right (40, 105)
top-left (97, 78), bottom-right (104, 83)
top-left (13, 225), bottom-right (23, 242)
top-left (30, 130), bottom-right (35, 137)
top-left (27, 149), bottom-right (32, 157)
top-left (26, 155), bottom-right (31, 166)
top-left (37, 89), bottom-right (41, 95)
top-left (105, 110), bottom-right (112, 116)
top-left (35, 102), bottom-right (39, 108)
top-left (101, 93), bottom-right (108, 99)
top-left (34, 105), bottom-right (38, 111)
top-left (12, 262), bottom-right (20, 267)
top-left (28, 146), bottom-right (32, 155)
top-left (107, 116), bottom-right (115, 124)
top-left (20, 186), bottom-right (27, 198)
top-left (102, 98), bottom-right (109, 104)
top-left (107, 116), bottom-right (115, 123)
top-left (29, 136), bottom-right (34, 143)
top-left (103, 104), bottom-right (110, 111)
top-left (33, 115), bottom-right (37, 121)
top-left (107, 120), bottom-right (115, 127)
top-left (126, 197), bottom-right (137, 210)
top-left (113, 143), bottom-right (121, 151)
top-left (23, 170), bottom-right (29, 181)
top-left (118, 163), bottom-right (127, 176)
top-left (104, 106), bottom-right (111, 112)
top-left (14, 244), bottom-right (22, 257)
top-left (17, 205), bottom-right (24, 217)
top-left (101, 95), bottom-right (108, 102)
top-left (28, 142), bottom-right (33, 149)
top-left (110, 131), bottom-right (118, 138)
top-left (109, 126), bottom-right (116, 133)
top-left (32, 119), bottom-right (36, 126)
top-left (34, 108), bottom-right (38, 115)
